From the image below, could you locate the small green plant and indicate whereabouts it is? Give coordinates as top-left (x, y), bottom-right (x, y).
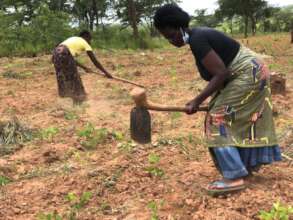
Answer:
top-left (258, 201), bottom-right (293, 220)
top-left (268, 63), bottom-right (280, 71)
top-left (2, 71), bottom-right (33, 79)
top-left (66, 191), bottom-right (92, 210)
top-left (77, 123), bottom-right (94, 138)
top-left (0, 175), bottom-right (11, 186)
top-left (117, 141), bottom-right (137, 153)
top-left (37, 211), bottom-right (62, 220)
top-left (39, 127), bottom-right (59, 141)
top-left (148, 153), bottom-right (160, 164)
top-left (77, 123), bottom-right (109, 149)
top-left (111, 130), bottom-right (124, 141)
top-left (64, 111), bottom-right (78, 120)
top-left (148, 201), bottom-right (159, 220)
top-left (65, 191), bottom-right (92, 220)
top-left (145, 153), bottom-right (164, 177)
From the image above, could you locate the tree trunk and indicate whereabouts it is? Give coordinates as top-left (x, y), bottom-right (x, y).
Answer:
top-left (251, 17), bottom-right (256, 36)
top-left (92, 0), bottom-right (99, 29)
top-left (244, 16), bottom-right (249, 38)
top-left (127, 0), bottom-right (139, 38)
top-left (230, 17), bottom-right (233, 35)
top-left (291, 21), bottom-right (293, 43)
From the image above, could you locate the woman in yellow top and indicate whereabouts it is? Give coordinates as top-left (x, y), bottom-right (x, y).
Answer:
top-left (52, 30), bottom-right (112, 103)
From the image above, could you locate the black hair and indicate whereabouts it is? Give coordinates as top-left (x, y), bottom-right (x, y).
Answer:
top-left (154, 4), bottom-right (190, 30)
top-left (79, 30), bottom-right (91, 38)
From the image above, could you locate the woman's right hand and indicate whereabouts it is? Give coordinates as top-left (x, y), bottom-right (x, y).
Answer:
top-left (185, 98), bottom-right (201, 115)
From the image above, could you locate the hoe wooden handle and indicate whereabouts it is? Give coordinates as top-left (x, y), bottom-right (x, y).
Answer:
top-left (111, 76), bottom-right (145, 88)
top-left (147, 102), bottom-right (208, 112)
top-left (94, 72), bottom-right (145, 88)
top-left (131, 88), bottom-right (208, 112)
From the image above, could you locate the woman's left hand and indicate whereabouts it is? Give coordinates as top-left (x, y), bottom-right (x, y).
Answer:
top-left (185, 98), bottom-right (201, 115)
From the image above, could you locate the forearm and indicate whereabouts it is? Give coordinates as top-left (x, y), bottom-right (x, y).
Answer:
top-left (195, 72), bottom-right (230, 104)
top-left (93, 59), bottom-right (108, 74)
top-left (87, 51), bottom-right (110, 76)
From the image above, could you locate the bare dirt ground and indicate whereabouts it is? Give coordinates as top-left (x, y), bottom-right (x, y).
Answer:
top-left (0, 34), bottom-right (292, 220)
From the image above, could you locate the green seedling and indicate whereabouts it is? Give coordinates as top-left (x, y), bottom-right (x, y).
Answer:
top-left (66, 191), bottom-right (92, 210)
top-left (2, 71), bottom-right (32, 79)
top-left (148, 201), bottom-right (159, 220)
top-left (64, 111), bottom-right (78, 120)
top-left (39, 127), bottom-right (59, 141)
top-left (111, 131), bottom-right (124, 141)
top-left (148, 153), bottom-right (160, 164)
top-left (145, 153), bottom-right (164, 177)
top-left (0, 175), bottom-right (11, 186)
top-left (117, 141), bottom-right (137, 153)
top-left (78, 123), bottom-right (110, 149)
top-left (258, 201), bottom-right (293, 220)
top-left (37, 211), bottom-right (62, 220)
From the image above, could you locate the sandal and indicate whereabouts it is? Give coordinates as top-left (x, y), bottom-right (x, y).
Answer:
top-left (206, 180), bottom-right (246, 196)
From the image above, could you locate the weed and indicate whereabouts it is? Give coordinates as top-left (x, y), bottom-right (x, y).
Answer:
top-left (258, 201), bottom-right (293, 220)
top-left (148, 201), bottom-right (160, 220)
top-left (145, 166), bottom-right (164, 178)
top-left (66, 192), bottom-right (92, 210)
top-left (268, 63), bottom-right (280, 71)
top-left (39, 127), bottom-right (59, 141)
top-left (38, 191), bottom-right (92, 220)
top-left (2, 71), bottom-right (33, 79)
top-left (111, 130), bottom-right (124, 141)
top-left (37, 211), bottom-right (63, 220)
top-left (117, 141), bottom-right (137, 153)
top-left (145, 153), bottom-right (164, 178)
top-left (62, 163), bottom-right (74, 174)
top-left (65, 191), bottom-right (92, 220)
top-left (148, 153), bottom-right (160, 164)
top-left (77, 123), bottom-right (110, 150)
top-left (77, 123), bottom-right (94, 138)
top-left (0, 175), bottom-right (11, 186)
top-left (64, 111), bottom-right (78, 120)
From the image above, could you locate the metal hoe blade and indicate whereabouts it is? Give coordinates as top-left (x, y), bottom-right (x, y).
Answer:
top-left (130, 107), bottom-right (151, 144)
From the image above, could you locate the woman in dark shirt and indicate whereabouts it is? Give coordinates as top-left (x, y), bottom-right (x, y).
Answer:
top-left (154, 4), bottom-right (281, 196)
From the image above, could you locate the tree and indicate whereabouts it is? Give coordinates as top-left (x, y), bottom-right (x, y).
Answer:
top-left (127, 0), bottom-right (139, 38)
top-left (217, 0), bottom-right (268, 37)
top-left (192, 9), bottom-right (220, 28)
top-left (71, 0), bottom-right (110, 31)
top-left (113, 0), bottom-right (181, 38)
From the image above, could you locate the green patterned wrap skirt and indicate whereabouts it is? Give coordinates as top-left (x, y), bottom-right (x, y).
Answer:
top-left (205, 46), bottom-right (278, 148)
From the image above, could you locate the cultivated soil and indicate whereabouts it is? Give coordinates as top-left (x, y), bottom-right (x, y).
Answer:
top-left (0, 34), bottom-right (292, 220)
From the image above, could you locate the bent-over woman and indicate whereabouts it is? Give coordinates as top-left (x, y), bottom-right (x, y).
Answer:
top-left (154, 4), bottom-right (281, 195)
top-left (52, 30), bottom-right (112, 103)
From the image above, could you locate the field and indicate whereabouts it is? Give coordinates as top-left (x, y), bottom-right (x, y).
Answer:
top-left (0, 33), bottom-right (292, 220)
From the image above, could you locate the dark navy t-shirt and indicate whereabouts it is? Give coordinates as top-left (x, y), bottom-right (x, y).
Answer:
top-left (188, 27), bottom-right (240, 81)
